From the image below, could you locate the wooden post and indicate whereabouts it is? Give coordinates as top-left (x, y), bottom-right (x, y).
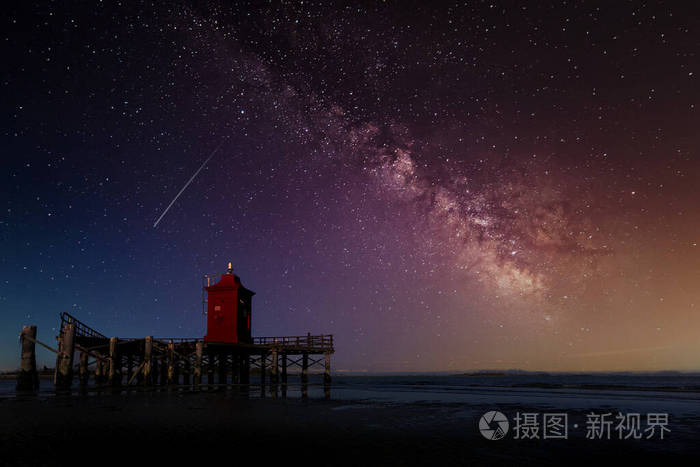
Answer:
top-left (159, 355), bottom-right (167, 386)
top-left (270, 349), bottom-right (278, 397)
top-left (143, 336), bottom-right (152, 386)
top-left (231, 353), bottom-right (239, 385)
top-left (56, 323), bottom-right (76, 390)
top-left (151, 353), bottom-right (159, 386)
top-left (281, 352), bottom-right (288, 398)
top-left (207, 352), bottom-right (215, 387)
top-left (301, 352), bottom-right (309, 399)
top-left (17, 325), bottom-right (39, 392)
top-left (324, 351), bottom-right (332, 399)
top-left (126, 355), bottom-right (134, 384)
top-left (135, 360), bottom-right (144, 386)
top-left (194, 342), bottom-right (203, 389)
top-left (240, 354), bottom-right (249, 384)
top-left (173, 352), bottom-right (180, 386)
top-left (167, 340), bottom-right (175, 385)
top-left (94, 356), bottom-right (103, 385)
top-left (259, 352), bottom-right (267, 397)
top-left (241, 354), bottom-right (250, 397)
top-left (183, 355), bottom-right (191, 386)
top-left (53, 331), bottom-right (63, 387)
top-left (218, 352), bottom-right (227, 386)
top-left (108, 337), bottom-right (121, 387)
top-left (79, 350), bottom-right (89, 388)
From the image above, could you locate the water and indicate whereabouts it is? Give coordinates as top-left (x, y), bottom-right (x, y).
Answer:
top-left (5, 373), bottom-right (700, 408)
top-left (3, 373), bottom-right (700, 462)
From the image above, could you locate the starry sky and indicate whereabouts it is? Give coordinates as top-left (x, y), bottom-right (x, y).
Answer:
top-left (2, 1), bottom-right (699, 372)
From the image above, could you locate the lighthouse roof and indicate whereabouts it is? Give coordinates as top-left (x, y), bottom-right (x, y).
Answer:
top-left (205, 272), bottom-right (255, 295)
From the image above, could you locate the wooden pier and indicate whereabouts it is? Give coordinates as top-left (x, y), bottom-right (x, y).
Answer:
top-left (18, 312), bottom-right (334, 398)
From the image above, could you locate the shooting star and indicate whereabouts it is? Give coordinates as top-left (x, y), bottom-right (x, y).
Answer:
top-left (153, 140), bottom-right (225, 228)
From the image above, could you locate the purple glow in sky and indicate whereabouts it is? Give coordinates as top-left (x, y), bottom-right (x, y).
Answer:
top-left (2, 2), bottom-right (699, 372)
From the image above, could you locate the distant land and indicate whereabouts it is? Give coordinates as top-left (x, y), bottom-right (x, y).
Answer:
top-left (330, 369), bottom-right (700, 377)
top-left (4, 368), bottom-right (700, 379)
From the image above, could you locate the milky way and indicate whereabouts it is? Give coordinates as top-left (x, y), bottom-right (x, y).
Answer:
top-left (2, 2), bottom-right (699, 371)
top-left (178, 19), bottom-right (614, 314)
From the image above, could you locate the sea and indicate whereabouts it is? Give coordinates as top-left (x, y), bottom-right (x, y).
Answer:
top-left (4, 372), bottom-right (700, 408)
top-left (3, 373), bottom-right (700, 463)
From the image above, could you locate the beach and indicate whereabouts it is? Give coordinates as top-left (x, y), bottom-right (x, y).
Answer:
top-left (2, 375), bottom-right (700, 465)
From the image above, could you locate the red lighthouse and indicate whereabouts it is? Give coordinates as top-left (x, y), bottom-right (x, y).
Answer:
top-left (204, 263), bottom-right (254, 344)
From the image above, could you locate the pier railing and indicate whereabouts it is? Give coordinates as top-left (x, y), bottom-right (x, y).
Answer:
top-left (59, 312), bottom-right (333, 352)
top-left (254, 334), bottom-right (333, 351)
top-left (112, 335), bottom-right (334, 353)
top-left (60, 312), bottom-right (107, 340)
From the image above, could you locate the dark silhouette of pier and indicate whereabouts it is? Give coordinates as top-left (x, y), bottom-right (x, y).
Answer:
top-left (17, 312), bottom-right (334, 398)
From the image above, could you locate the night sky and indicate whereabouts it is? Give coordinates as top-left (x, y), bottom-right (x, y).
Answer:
top-left (2, 1), bottom-right (699, 372)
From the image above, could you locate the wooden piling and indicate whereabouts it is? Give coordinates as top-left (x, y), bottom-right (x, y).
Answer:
top-left (183, 355), bottom-right (191, 386)
top-left (135, 364), bottom-right (144, 385)
top-left (151, 354), bottom-right (159, 386)
top-left (143, 336), bottom-right (152, 386)
top-left (231, 353), bottom-right (239, 385)
top-left (79, 350), bottom-right (89, 388)
top-left (173, 354), bottom-right (180, 386)
top-left (259, 352), bottom-right (267, 397)
top-left (324, 351), bottom-right (331, 399)
top-left (167, 340), bottom-right (175, 385)
top-left (271, 350), bottom-right (278, 382)
top-left (194, 342), bottom-right (203, 388)
top-left (17, 325), bottom-right (39, 392)
top-left (301, 352), bottom-right (309, 398)
top-left (281, 352), bottom-right (288, 398)
top-left (108, 337), bottom-right (121, 387)
top-left (94, 357), bottom-right (103, 385)
top-left (53, 333), bottom-right (62, 387)
top-left (159, 355), bottom-right (167, 387)
top-left (126, 355), bottom-right (134, 385)
top-left (55, 323), bottom-right (76, 390)
top-left (239, 353), bottom-right (250, 386)
top-left (218, 352), bottom-right (227, 386)
top-left (207, 352), bottom-right (215, 387)
top-left (270, 349), bottom-right (279, 397)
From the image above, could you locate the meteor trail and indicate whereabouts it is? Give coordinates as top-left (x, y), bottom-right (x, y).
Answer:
top-left (153, 140), bottom-right (225, 228)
